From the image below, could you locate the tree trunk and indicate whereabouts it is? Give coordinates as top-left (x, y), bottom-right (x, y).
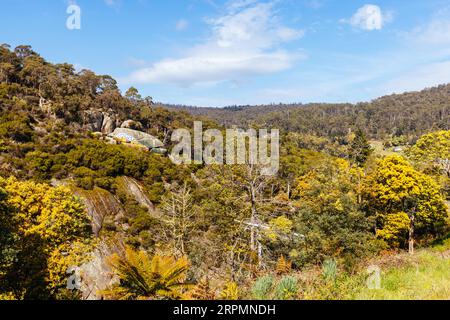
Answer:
top-left (180, 238), bottom-right (185, 256)
top-left (250, 186), bottom-right (257, 252)
top-left (250, 210), bottom-right (256, 251)
top-left (287, 182), bottom-right (291, 199)
top-left (257, 240), bottom-right (262, 268)
top-left (408, 215), bottom-right (415, 255)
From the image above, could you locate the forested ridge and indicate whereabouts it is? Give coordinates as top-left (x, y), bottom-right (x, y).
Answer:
top-left (166, 85), bottom-right (450, 141)
top-left (0, 44), bottom-right (449, 300)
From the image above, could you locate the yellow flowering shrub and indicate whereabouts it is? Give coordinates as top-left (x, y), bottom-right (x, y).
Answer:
top-left (364, 155), bottom-right (448, 248)
top-left (0, 176), bottom-right (93, 298)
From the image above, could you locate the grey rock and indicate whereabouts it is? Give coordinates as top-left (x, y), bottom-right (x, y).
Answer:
top-left (101, 113), bottom-right (116, 134)
top-left (117, 176), bottom-right (155, 211)
top-left (121, 119), bottom-right (143, 130)
top-left (73, 187), bottom-right (126, 237)
top-left (82, 110), bottom-right (104, 132)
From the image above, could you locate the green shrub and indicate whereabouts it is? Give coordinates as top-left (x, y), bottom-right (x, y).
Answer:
top-left (0, 114), bottom-right (34, 143)
top-left (251, 275), bottom-right (275, 300)
top-left (322, 259), bottom-right (338, 282)
top-left (274, 276), bottom-right (298, 300)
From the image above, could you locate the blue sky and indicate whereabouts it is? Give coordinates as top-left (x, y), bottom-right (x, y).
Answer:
top-left (1, 0), bottom-right (450, 106)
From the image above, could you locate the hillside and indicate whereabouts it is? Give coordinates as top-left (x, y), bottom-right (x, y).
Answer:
top-left (0, 44), bottom-right (449, 301)
top-left (165, 85), bottom-right (450, 141)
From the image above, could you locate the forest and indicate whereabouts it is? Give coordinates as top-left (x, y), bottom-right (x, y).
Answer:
top-left (0, 44), bottom-right (449, 300)
top-left (166, 85), bottom-right (450, 141)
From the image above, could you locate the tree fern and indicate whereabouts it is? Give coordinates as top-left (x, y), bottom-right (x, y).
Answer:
top-left (102, 246), bottom-right (191, 300)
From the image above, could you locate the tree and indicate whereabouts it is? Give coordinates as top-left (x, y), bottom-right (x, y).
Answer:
top-left (191, 163), bottom-right (283, 278)
top-left (102, 246), bottom-right (191, 300)
top-left (292, 158), bottom-right (376, 267)
top-left (98, 75), bottom-right (118, 93)
top-left (364, 155), bottom-right (448, 254)
top-left (279, 143), bottom-right (326, 199)
top-left (348, 128), bottom-right (373, 166)
top-left (125, 87), bottom-right (142, 101)
top-left (144, 96), bottom-right (153, 105)
top-left (0, 62), bottom-right (14, 84)
top-left (0, 113), bottom-right (34, 143)
top-left (222, 164), bottom-right (279, 267)
top-left (78, 69), bottom-right (101, 98)
top-left (160, 182), bottom-right (196, 255)
top-left (409, 130), bottom-right (450, 178)
top-left (19, 55), bottom-right (52, 93)
top-left (14, 45), bottom-right (36, 60)
top-left (0, 44), bottom-right (19, 84)
top-left (0, 184), bottom-right (15, 289)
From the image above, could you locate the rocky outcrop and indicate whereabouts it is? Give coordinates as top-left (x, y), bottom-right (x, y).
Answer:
top-left (109, 128), bottom-right (164, 149)
top-left (121, 119), bottom-right (143, 130)
top-left (82, 109), bottom-right (119, 134)
top-left (82, 110), bottom-right (104, 132)
top-left (115, 176), bottom-right (157, 213)
top-left (101, 113), bottom-right (116, 134)
top-left (38, 97), bottom-right (54, 115)
top-left (54, 175), bottom-right (159, 237)
top-left (55, 178), bottom-right (161, 299)
top-left (73, 187), bottom-right (126, 236)
top-left (78, 241), bottom-right (119, 300)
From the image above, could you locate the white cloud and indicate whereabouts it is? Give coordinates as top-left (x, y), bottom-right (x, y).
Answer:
top-left (303, 0), bottom-right (324, 10)
top-left (127, 51), bottom-right (299, 85)
top-left (411, 19), bottom-right (450, 44)
top-left (125, 1), bottom-right (304, 86)
top-left (347, 4), bottom-right (390, 31)
top-left (226, 0), bottom-right (258, 11)
top-left (381, 60), bottom-right (450, 94)
top-left (175, 19), bottom-right (189, 31)
top-left (104, 0), bottom-right (123, 9)
top-left (126, 57), bottom-right (149, 68)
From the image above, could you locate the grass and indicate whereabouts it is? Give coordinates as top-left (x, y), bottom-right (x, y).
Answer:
top-left (243, 235), bottom-right (450, 300)
top-left (289, 237), bottom-right (450, 300)
top-left (354, 252), bottom-right (450, 299)
top-left (350, 238), bottom-right (450, 300)
top-left (369, 140), bottom-right (406, 157)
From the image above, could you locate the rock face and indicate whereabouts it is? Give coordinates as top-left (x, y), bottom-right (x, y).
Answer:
top-left (82, 109), bottom-right (118, 134)
top-left (78, 241), bottom-right (119, 300)
top-left (116, 176), bottom-right (156, 212)
top-left (72, 177), bottom-right (159, 237)
top-left (73, 187), bottom-right (126, 237)
top-left (82, 110), bottom-right (104, 132)
top-left (101, 113), bottom-right (116, 134)
top-left (109, 128), bottom-right (164, 149)
top-left (121, 119), bottom-right (143, 131)
top-left (53, 177), bottom-right (161, 300)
